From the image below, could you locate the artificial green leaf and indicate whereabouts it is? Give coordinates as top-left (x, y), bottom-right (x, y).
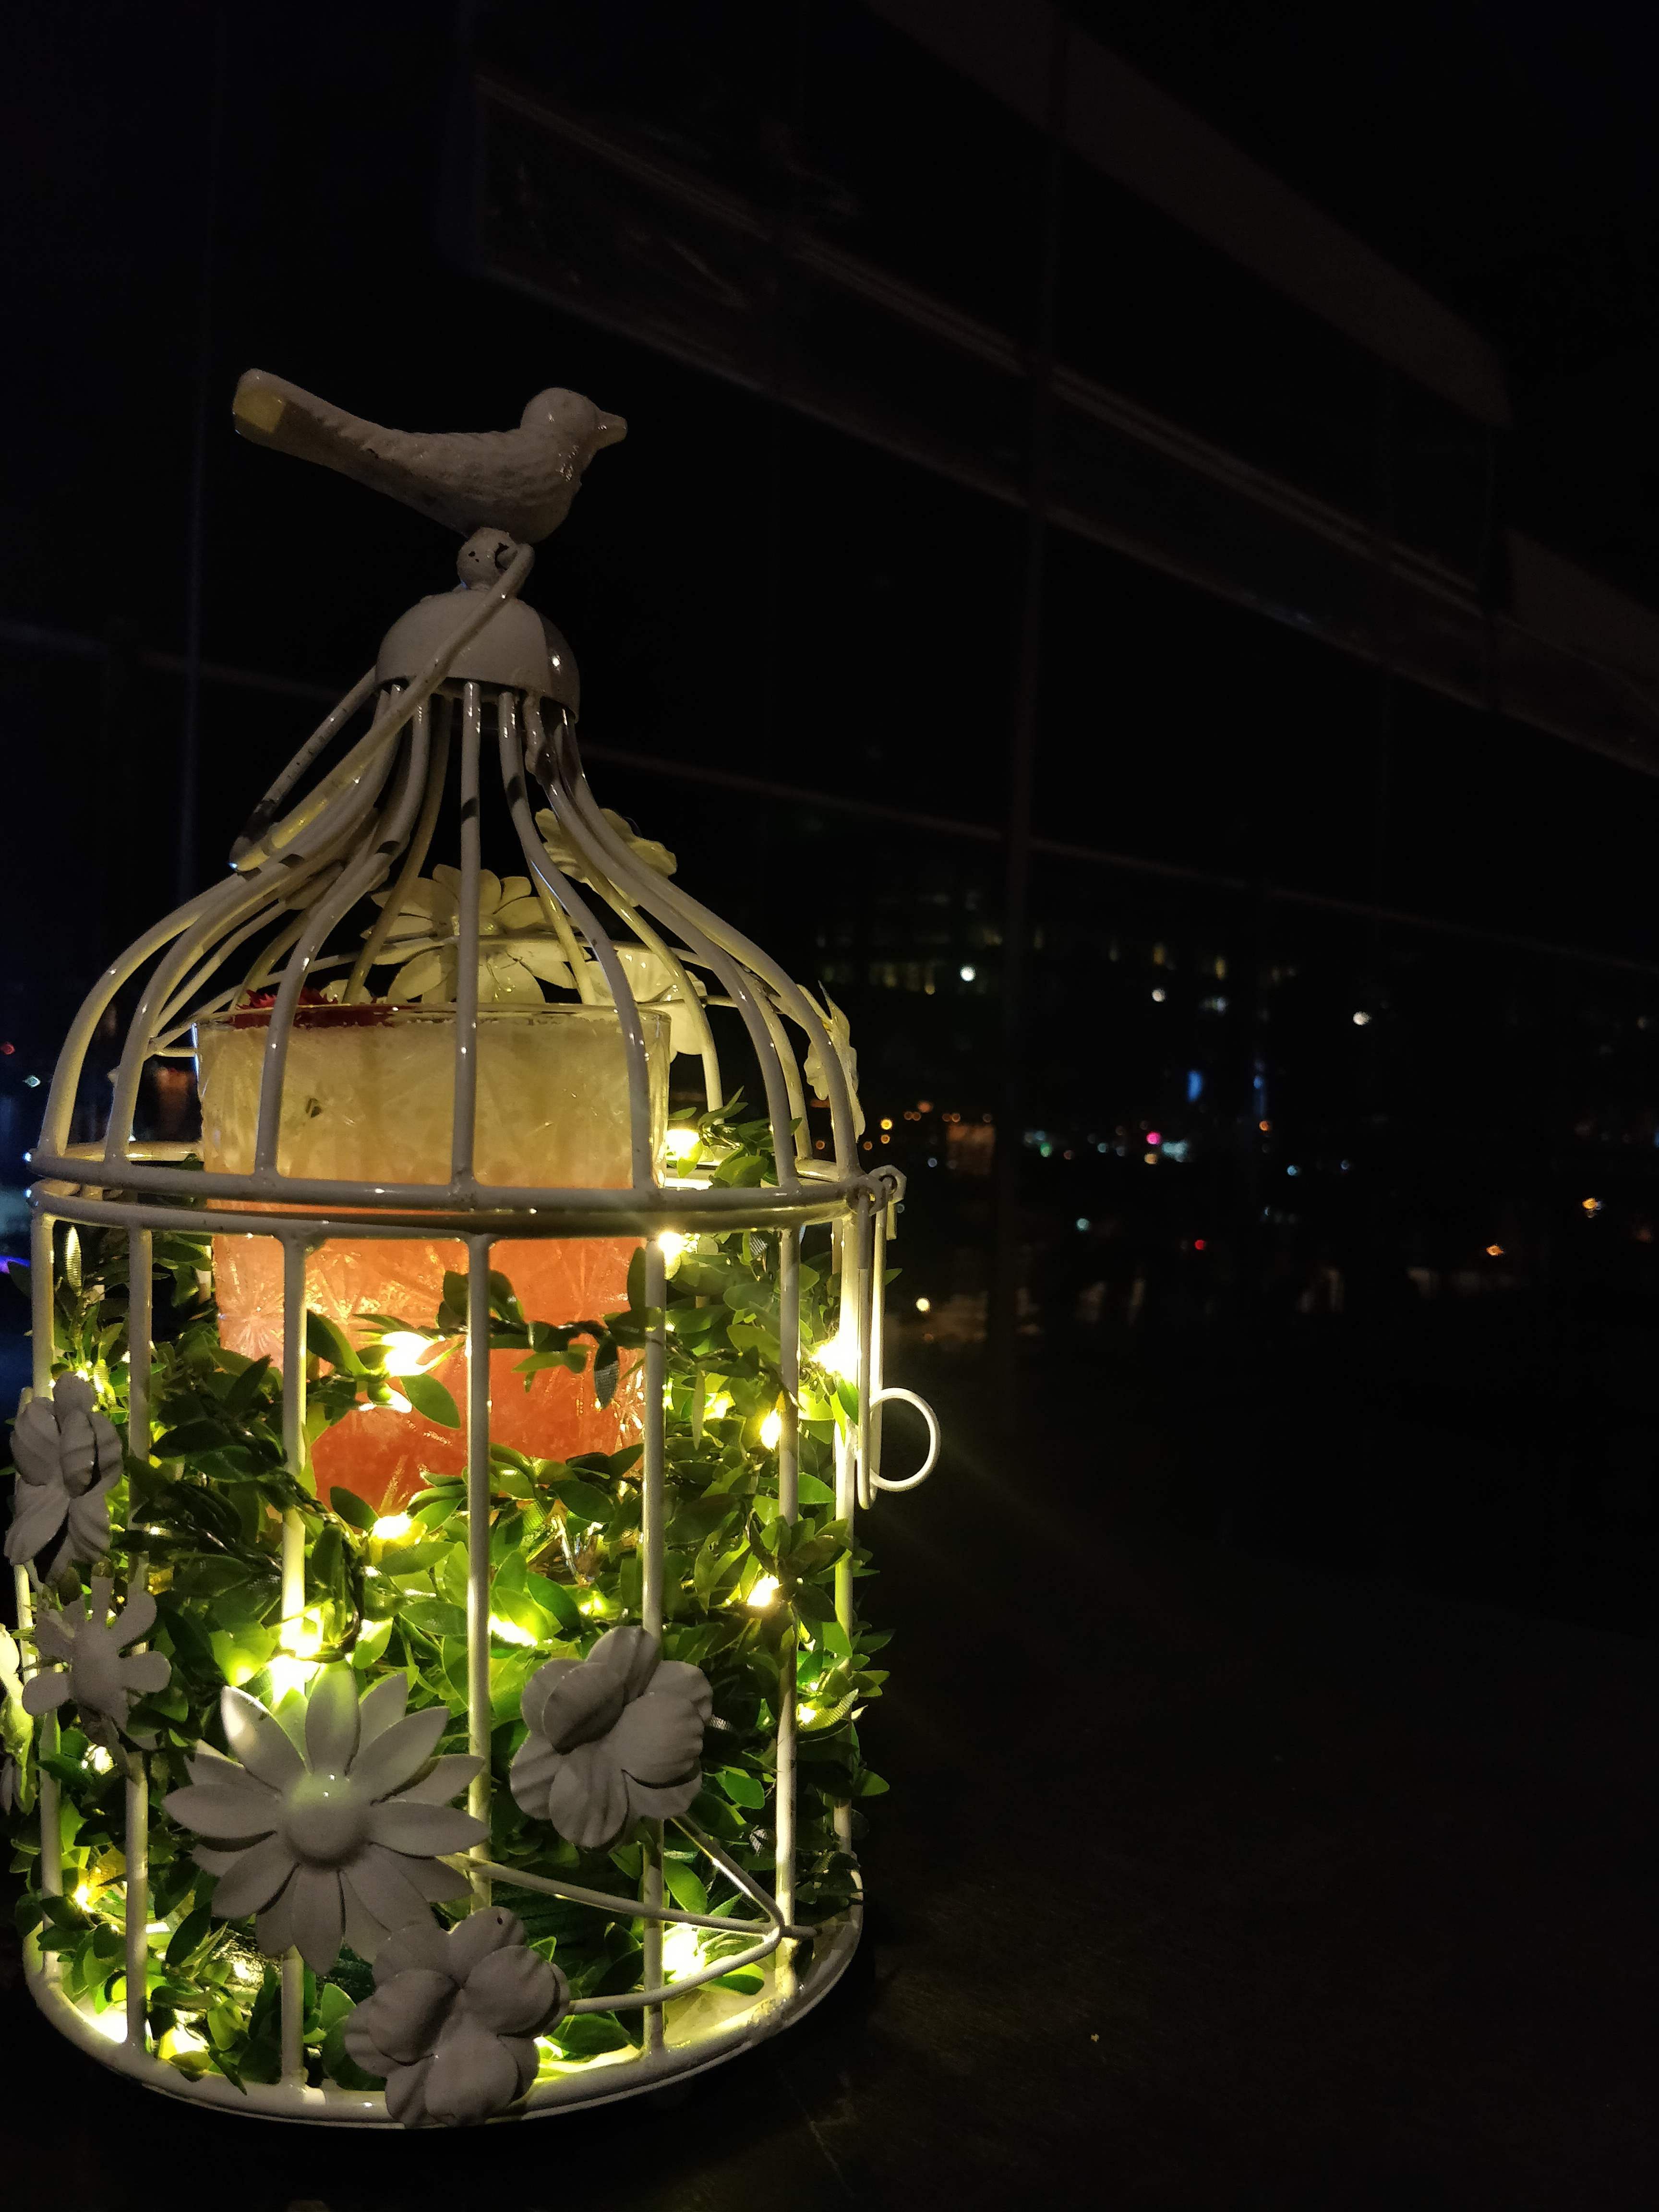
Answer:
top-left (404, 1371), bottom-right (461, 1428)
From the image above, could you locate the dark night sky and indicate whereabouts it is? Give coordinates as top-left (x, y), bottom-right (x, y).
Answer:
top-left (10, 2), bottom-right (1659, 1028)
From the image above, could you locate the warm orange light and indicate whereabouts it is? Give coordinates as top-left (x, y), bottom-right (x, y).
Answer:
top-left (1486, 1244), bottom-right (1503, 1257)
top-left (1258, 1119), bottom-right (1272, 1133)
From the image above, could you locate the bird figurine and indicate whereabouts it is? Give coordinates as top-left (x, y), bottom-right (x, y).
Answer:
top-left (231, 369), bottom-right (625, 544)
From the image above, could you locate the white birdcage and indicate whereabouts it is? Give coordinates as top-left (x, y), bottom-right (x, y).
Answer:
top-left (8, 372), bottom-right (938, 2125)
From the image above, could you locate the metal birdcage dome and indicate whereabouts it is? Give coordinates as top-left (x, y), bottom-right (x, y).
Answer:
top-left (9, 372), bottom-right (938, 2125)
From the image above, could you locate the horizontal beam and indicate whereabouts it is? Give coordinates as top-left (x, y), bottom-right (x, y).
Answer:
top-left (6, 616), bottom-right (1655, 981)
top-left (866, 0), bottom-right (1511, 426)
top-left (462, 72), bottom-right (1659, 780)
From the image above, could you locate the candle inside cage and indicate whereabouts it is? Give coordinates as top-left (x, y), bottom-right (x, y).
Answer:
top-left (195, 1001), bottom-right (669, 1509)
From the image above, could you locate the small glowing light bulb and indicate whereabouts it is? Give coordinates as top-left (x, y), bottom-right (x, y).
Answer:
top-left (817, 1330), bottom-right (859, 1381)
top-left (373, 1512), bottom-right (412, 1542)
top-left (759, 1408), bottom-right (783, 1450)
top-left (489, 1614), bottom-right (540, 1648)
top-left (914, 1296), bottom-right (931, 1313)
top-left (380, 1331), bottom-right (435, 1377)
top-left (959, 964), bottom-right (976, 983)
top-left (661, 1921), bottom-right (703, 1980)
top-left (746, 1575), bottom-right (781, 1610)
top-left (658, 1231), bottom-right (687, 1263)
top-left (663, 1126), bottom-right (701, 1162)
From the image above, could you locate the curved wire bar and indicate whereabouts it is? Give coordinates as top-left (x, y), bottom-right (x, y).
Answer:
top-left (526, 703), bottom-right (802, 1183)
top-left (252, 703), bottom-right (432, 1176)
top-left (228, 667), bottom-right (380, 862)
top-left (231, 542), bottom-right (534, 876)
top-left (545, 718), bottom-right (858, 1171)
top-left (497, 699), bottom-right (659, 1192)
top-left (344, 696), bottom-right (454, 1000)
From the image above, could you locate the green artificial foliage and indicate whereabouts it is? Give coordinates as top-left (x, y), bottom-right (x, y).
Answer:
top-left (2, 1103), bottom-right (889, 2089)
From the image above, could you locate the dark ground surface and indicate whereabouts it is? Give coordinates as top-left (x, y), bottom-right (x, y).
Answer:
top-left (2, 1340), bottom-right (1657, 2211)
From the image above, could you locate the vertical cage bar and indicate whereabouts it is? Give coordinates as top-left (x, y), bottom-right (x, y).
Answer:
top-left (866, 1203), bottom-right (889, 1495)
top-left (278, 1234), bottom-right (308, 2086)
top-left (29, 1208), bottom-right (62, 1895)
top-left (451, 684), bottom-right (483, 1185)
top-left (831, 1210), bottom-right (860, 1854)
top-left (466, 1235), bottom-right (493, 1904)
top-left (640, 1238), bottom-right (667, 2054)
top-left (775, 1226), bottom-right (801, 1996)
top-left (854, 1196), bottom-right (875, 1511)
top-left (124, 1228), bottom-right (153, 2048)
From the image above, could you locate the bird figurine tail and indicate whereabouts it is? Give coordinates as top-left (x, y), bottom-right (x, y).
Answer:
top-left (231, 369), bottom-right (625, 545)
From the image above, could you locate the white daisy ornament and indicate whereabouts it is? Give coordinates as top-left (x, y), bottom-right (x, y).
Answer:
top-left (536, 804), bottom-right (677, 884)
top-left (164, 1668), bottom-right (485, 1972)
top-left (367, 866), bottom-right (574, 1004)
top-left (21, 1578), bottom-right (169, 1748)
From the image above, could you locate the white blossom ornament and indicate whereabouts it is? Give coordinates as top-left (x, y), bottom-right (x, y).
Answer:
top-left (343, 1907), bottom-right (568, 2127)
top-left (7, 1374), bottom-right (123, 1577)
top-left (510, 1626), bottom-right (711, 1851)
top-left (21, 1579), bottom-right (169, 1748)
top-left (536, 803), bottom-right (677, 884)
top-left (0, 1623), bottom-right (30, 1814)
top-left (163, 1668), bottom-right (486, 1972)
top-left (367, 866), bottom-right (574, 1004)
top-left (591, 944), bottom-right (709, 1059)
top-left (801, 990), bottom-right (865, 1138)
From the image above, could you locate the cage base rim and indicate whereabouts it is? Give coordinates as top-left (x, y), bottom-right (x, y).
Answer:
top-left (25, 1908), bottom-right (861, 2127)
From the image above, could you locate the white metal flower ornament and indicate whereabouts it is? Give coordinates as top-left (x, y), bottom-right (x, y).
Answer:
top-left (6, 1374), bottom-right (122, 1577)
top-left (21, 1579), bottom-right (170, 1747)
top-left (163, 1669), bottom-right (485, 1971)
top-left (536, 803), bottom-right (677, 882)
top-left (592, 943), bottom-right (709, 1059)
top-left (343, 1908), bottom-right (569, 2128)
top-left (0, 1624), bottom-right (30, 1815)
top-left (367, 866), bottom-right (575, 1004)
top-left (509, 1626), bottom-right (711, 1851)
top-left (802, 991), bottom-right (865, 1138)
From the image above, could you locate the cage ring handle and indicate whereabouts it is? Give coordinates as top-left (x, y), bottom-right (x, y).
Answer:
top-left (869, 1386), bottom-right (940, 1492)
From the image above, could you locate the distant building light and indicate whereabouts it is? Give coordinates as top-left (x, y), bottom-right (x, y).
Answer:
top-left (1486, 1244), bottom-right (1504, 1257)
top-left (1146, 1131), bottom-right (1161, 1146)
top-left (926, 1155), bottom-right (938, 1166)
top-left (915, 1297), bottom-right (931, 1312)
top-left (917, 1100), bottom-right (933, 1114)
top-left (1096, 1142), bottom-right (1108, 1153)
top-left (959, 964), bottom-right (976, 983)
top-left (1258, 1118), bottom-right (1271, 1133)
top-left (1162, 1139), bottom-right (1190, 1161)
top-left (1286, 1164), bottom-right (1300, 1177)
top-left (1075, 1217), bottom-right (1091, 1232)
top-left (1040, 1142), bottom-right (1054, 1159)
top-left (1151, 987), bottom-right (1166, 1002)
top-left (1186, 1070), bottom-right (1204, 1103)
top-left (23, 1074), bottom-right (40, 1089)
top-left (1142, 1151), bottom-right (1157, 1166)
top-left (1194, 1238), bottom-right (1207, 1251)
top-left (879, 1117), bottom-right (893, 1130)
top-left (1583, 1196), bottom-right (1602, 1216)
top-left (1353, 1010), bottom-right (1372, 1026)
